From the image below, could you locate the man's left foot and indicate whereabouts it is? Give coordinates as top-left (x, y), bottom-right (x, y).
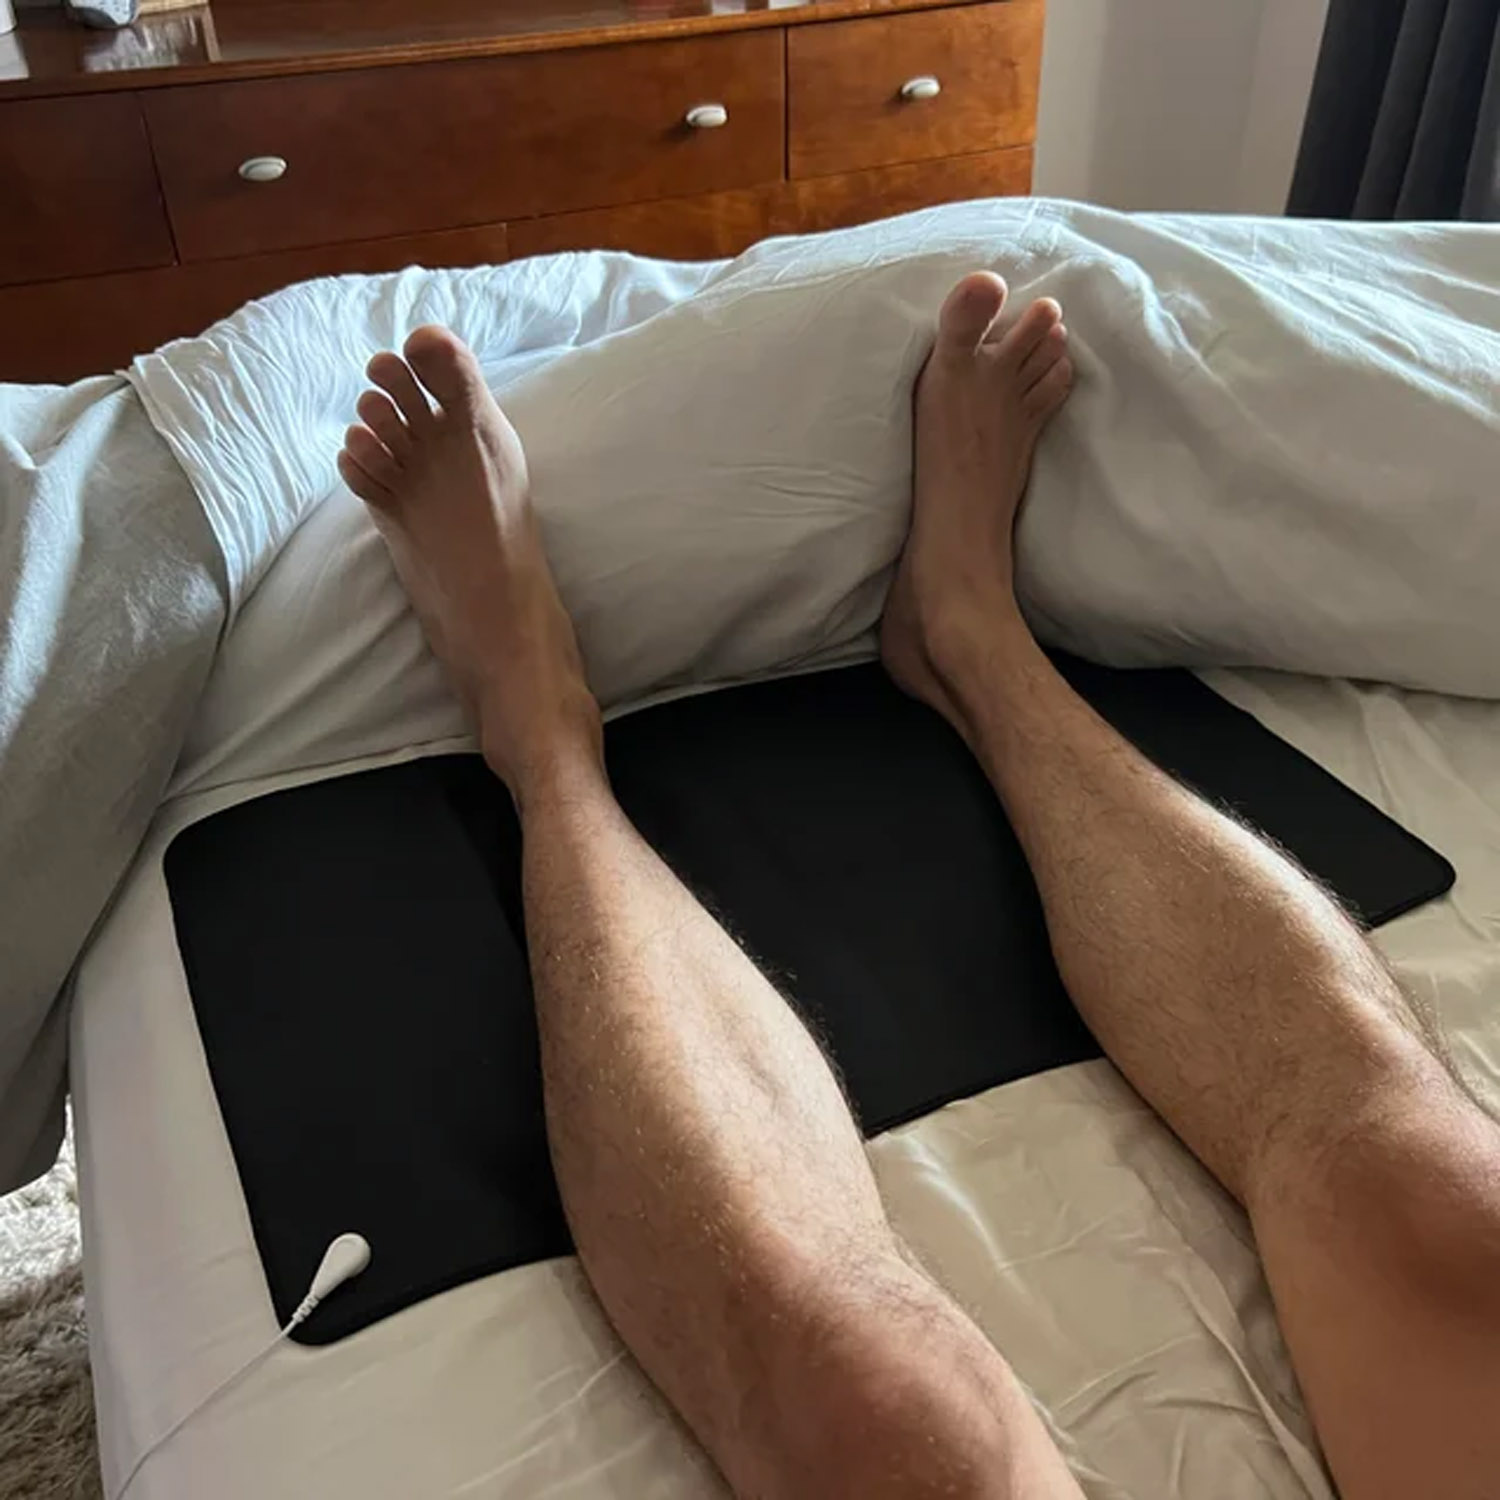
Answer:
top-left (338, 326), bottom-right (602, 794)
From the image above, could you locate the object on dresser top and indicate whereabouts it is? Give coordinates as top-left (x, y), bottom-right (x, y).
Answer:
top-left (65, 0), bottom-right (138, 30)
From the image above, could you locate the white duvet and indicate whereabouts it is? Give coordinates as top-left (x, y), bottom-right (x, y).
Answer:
top-left (131, 199), bottom-right (1500, 795)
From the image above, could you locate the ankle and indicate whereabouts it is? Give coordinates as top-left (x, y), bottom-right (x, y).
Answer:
top-left (505, 746), bottom-right (609, 819)
top-left (481, 697), bottom-right (606, 808)
top-left (924, 601), bottom-right (1038, 712)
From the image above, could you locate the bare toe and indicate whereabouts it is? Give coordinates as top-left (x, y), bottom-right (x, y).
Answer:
top-left (337, 447), bottom-right (390, 506)
top-left (998, 299), bottom-right (1063, 368)
top-left (935, 272), bottom-right (1009, 357)
top-left (1017, 322), bottom-right (1070, 389)
top-left (1022, 356), bottom-right (1074, 418)
top-left (368, 352), bottom-right (433, 431)
top-left (403, 325), bottom-right (489, 416)
top-left (357, 389), bottom-right (411, 460)
top-left (342, 423), bottom-right (400, 491)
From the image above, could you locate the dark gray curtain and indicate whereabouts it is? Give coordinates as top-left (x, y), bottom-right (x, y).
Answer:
top-left (1288, 0), bottom-right (1500, 219)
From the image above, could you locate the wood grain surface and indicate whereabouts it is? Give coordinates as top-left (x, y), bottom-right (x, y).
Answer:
top-left (788, 0), bottom-right (1042, 178)
top-left (509, 187), bottom-right (779, 262)
top-left (0, 94), bottom-right (175, 287)
top-left (512, 145), bottom-right (1034, 257)
top-left (145, 30), bottom-right (784, 261)
top-left (779, 144), bottom-right (1033, 229)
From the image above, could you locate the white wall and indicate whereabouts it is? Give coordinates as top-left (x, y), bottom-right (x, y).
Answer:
top-left (1033, 0), bottom-right (1330, 214)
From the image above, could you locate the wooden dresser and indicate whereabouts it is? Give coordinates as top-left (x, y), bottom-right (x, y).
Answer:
top-left (0, 0), bottom-right (1044, 382)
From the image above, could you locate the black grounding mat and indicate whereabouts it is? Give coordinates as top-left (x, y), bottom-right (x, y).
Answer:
top-left (166, 658), bottom-right (1455, 1344)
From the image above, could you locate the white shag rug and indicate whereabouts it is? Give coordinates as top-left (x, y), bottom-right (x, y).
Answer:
top-left (0, 1127), bottom-right (101, 1500)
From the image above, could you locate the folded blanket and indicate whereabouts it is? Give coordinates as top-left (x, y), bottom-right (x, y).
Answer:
top-left (0, 379), bottom-right (227, 1190)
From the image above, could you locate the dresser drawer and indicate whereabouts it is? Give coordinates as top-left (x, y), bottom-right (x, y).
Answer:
top-left (0, 94), bottom-right (175, 288)
top-left (788, 0), bottom-right (1043, 180)
top-left (510, 189), bottom-right (777, 263)
top-left (145, 31), bottom-right (785, 262)
top-left (782, 146), bottom-right (1033, 233)
top-left (509, 143), bottom-right (1034, 263)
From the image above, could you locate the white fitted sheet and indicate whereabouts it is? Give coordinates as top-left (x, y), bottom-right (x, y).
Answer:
top-left (72, 667), bottom-right (1500, 1500)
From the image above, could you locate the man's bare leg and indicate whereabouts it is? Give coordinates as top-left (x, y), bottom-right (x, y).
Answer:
top-left (337, 326), bottom-right (1084, 1498)
top-left (884, 271), bottom-right (1500, 1500)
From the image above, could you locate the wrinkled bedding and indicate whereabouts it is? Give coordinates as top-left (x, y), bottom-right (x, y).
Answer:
top-left (1, 197), bottom-right (1497, 1497)
top-left (5, 198), bottom-right (1498, 1189)
top-left (135, 199), bottom-right (1500, 726)
top-left (0, 378), bottom-right (225, 1191)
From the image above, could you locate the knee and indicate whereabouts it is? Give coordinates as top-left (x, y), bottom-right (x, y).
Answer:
top-left (739, 1252), bottom-right (1025, 1498)
top-left (1277, 1084), bottom-right (1500, 1309)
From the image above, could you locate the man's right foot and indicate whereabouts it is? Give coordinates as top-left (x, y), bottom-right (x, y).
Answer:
top-left (881, 271), bottom-right (1073, 733)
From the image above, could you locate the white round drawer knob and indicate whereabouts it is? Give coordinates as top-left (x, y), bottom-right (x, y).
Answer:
top-left (685, 103), bottom-right (729, 130)
top-left (238, 155), bottom-right (288, 183)
top-left (899, 76), bottom-right (942, 102)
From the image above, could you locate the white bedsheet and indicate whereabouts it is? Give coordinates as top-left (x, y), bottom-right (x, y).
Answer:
top-left (72, 668), bottom-right (1500, 1500)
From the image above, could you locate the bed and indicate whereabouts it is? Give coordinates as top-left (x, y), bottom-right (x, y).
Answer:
top-left (4, 198), bottom-right (1497, 1498)
top-left (70, 662), bottom-right (1500, 1500)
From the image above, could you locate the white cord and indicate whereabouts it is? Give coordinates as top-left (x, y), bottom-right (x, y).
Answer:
top-left (112, 1326), bottom-right (292, 1500)
top-left (112, 1233), bottom-right (371, 1500)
